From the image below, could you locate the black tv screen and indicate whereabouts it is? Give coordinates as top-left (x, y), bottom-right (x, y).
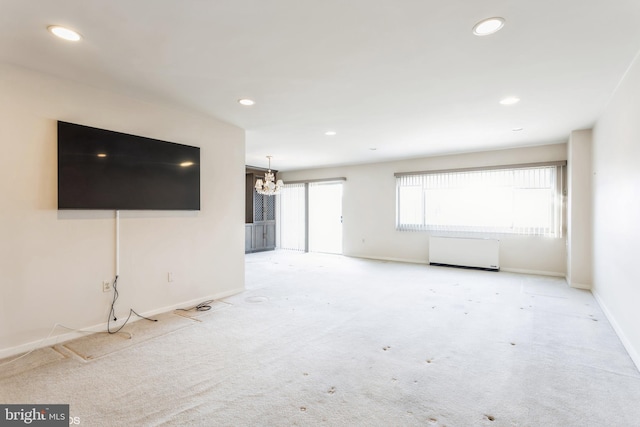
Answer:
top-left (58, 121), bottom-right (200, 210)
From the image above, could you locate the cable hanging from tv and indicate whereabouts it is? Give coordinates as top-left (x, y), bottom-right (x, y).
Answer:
top-left (107, 275), bottom-right (157, 335)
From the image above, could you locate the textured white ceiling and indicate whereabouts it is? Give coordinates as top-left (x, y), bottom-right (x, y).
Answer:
top-left (1, 0), bottom-right (639, 171)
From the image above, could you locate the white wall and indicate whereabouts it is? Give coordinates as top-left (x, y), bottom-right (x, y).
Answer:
top-left (592, 52), bottom-right (640, 368)
top-left (0, 64), bottom-right (245, 356)
top-left (280, 143), bottom-right (567, 276)
top-left (566, 129), bottom-right (593, 289)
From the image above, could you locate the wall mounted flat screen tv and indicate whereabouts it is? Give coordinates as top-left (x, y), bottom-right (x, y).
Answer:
top-left (58, 121), bottom-right (200, 210)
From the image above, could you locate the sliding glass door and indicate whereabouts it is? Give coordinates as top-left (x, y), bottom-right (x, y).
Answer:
top-left (276, 181), bottom-right (343, 254)
top-left (308, 182), bottom-right (343, 254)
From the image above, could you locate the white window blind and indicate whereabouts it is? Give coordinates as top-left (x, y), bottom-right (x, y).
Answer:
top-left (396, 163), bottom-right (565, 237)
top-left (276, 183), bottom-right (306, 251)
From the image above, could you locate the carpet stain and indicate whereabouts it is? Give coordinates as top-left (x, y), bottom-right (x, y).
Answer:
top-left (485, 414), bottom-right (495, 421)
top-left (427, 417), bottom-right (438, 424)
top-left (426, 359), bottom-right (433, 363)
top-left (328, 386), bottom-right (336, 394)
top-left (510, 342), bottom-right (516, 346)
top-left (300, 407), bottom-right (307, 412)
top-left (382, 346), bottom-right (391, 351)
top-left (303, 372), bottom-right (309, 376)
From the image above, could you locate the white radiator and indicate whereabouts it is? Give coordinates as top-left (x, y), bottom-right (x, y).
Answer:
top-left (428, 236), bottom-right (500, 271)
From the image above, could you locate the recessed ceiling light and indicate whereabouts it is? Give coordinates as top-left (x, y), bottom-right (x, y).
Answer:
top-left (180, 161), bottom-right (194, 167)
top-left (499, 96), bottom-right (520, 105)
top-left (472, 17), bottom-right (505, 36)
top-left (325, 131), bottom-right (337, 136)
top-left (48, 25), bottom-right (82, 42)
top-left (238, 99), bottom-right (255, 106)
top-left (97, 153), bottom-right (107, 158)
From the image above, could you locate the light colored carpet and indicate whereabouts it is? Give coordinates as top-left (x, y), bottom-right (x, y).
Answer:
top-left (1, 251), bottom-right (639, 426)
top-left (0, 346), bottom-right (68, 381)
top-left (62, 312), bottom-right (197, 360)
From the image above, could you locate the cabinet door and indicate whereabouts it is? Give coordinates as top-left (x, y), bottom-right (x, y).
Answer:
top-left (264, 195), bottom-right (276, 221)
top-left (253, 191), bottom-right (276, 222)
top-left (250, 222), bottom-right (276, 251)
top-left (253, 190), bottom-right (264, 222)
top-left (264, 222), bottom-right (276, 249)
top-left (253, 224), bottom-right (266, 250)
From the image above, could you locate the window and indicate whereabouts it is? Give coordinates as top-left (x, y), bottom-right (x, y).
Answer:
top-left (396, 162), bottom-right (565, 237)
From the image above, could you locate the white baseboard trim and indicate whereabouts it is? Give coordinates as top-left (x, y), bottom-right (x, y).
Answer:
top-left (568, 281), bottom-right (592, 290)
top-left (348, 256), bottom-right (566, 278)
top-left (592, 289), bottom-right (640, 372)
top-left (0, 287), bottom-right (244, 360)
top-left (143, 288), bottom-right (243, 318)
top-left (501, 267), bottom-right (566, 278)
top-left (347, 254), bottom-right (429, 265)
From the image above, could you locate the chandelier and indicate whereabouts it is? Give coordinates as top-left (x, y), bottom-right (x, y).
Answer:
top-left (254, 156), bottom-right (284, 196)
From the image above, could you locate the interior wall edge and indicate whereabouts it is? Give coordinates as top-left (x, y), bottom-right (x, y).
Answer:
top-left (592, 290), bottom-right (640, 372)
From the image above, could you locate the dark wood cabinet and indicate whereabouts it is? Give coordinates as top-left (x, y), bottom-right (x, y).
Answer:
top-left (245, 168), bottom-right (277, 253)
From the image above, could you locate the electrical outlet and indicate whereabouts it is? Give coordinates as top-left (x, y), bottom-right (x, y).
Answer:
top-left (102, 280), bottom-right (111, 293)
